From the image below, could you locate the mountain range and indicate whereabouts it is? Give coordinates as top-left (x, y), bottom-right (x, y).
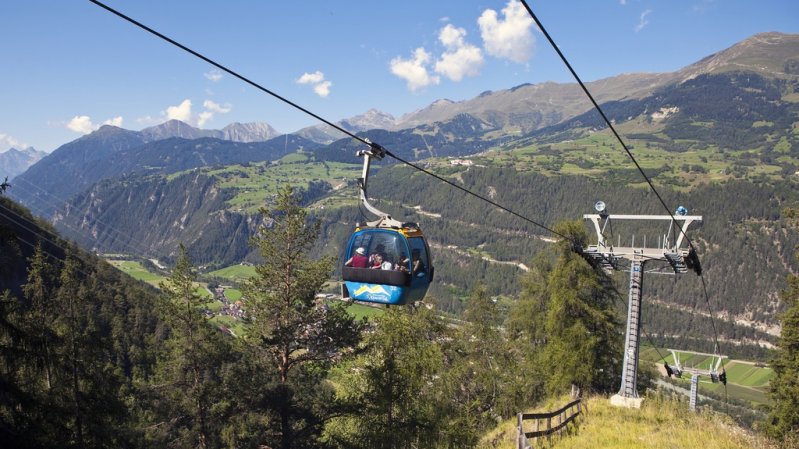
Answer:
top-left (139, 120), bottom-right (281, 142)
top-left (0, 147), bottom-right (46, 180)
top-left (4, 32), bottom-right (799, 355)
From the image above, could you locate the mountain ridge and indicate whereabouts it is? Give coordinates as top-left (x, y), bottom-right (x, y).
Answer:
top-left (0, 147), bottom-right (46, 180)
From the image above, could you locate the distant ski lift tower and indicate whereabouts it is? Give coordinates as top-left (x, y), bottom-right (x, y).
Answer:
top-left (582, 202), bottom-right (702, 408)
top-left (668, 349), bottom-right (725, 412)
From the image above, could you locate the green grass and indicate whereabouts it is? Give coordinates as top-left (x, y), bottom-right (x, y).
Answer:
top-left (225, 288), bottom-right (243, 301)
top-left (724, 361), bottom-right (774, 388)
top-left (638, 346), bottom-right (773, 407)
top-left (278, 151), bottom-right (310, 163)
top-left (479, 394), bottom-right (776, 449)
top-left (109, 259), bottom-right (211, 298)
top-left (465, 125), bottom-right (799, 189)
top-left (342, 302), bottom-right (385, 320)
top-left (205, 301), bottom-right (222, 313)
top-left (207, 264), bottom-right (257, 282)
top-left (109, 260), bottom-right (165, 286)
top-left (211, 159), bottom-right (361, 213)
top-left (700, 381), bottom-right (771, 407)
top-left (210, 315), bottom-right (246, 337)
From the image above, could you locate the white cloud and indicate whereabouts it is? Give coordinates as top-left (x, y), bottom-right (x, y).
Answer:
top-left (203, 100), bottom-right (232, 114)
top-left (66, 115), bottom-right (125, 134)
top-left (619, 0), bottom-right (627, 5)
top-left (435, 46), bottom-right (484, 81)
top-left (165, 99), bottom-right (193, 122)
top-left (0, 133), bottom-right (26, 152)
top-left (390, 47), bottom-right (440, 91)
top-left (313, 81), bottom-right (332, 98)
top-left (67, 116), bottom-right (95, 134)
top-left (478, 0), bottom-right (535, 64)
top-left (160, 99), bottom-right (233, 127)
top-left (204, 69), bottom-right (223, 82)
top-left (439, 23), bottom-right (467, 48)
top-left (297, 71), bottom-right (325, 85)
top-left (635, 9), bottom-right (652, 32)
top-left (197, 100), bottom-right (232, 127)
top-left (296, 71), bottom-right (333, 98)
top-left (434, 24), bottom-right (484, 82)
top-left (103, 116), bottom-right (123, 127)
top-left (197, 111), bottom-right (214, 127)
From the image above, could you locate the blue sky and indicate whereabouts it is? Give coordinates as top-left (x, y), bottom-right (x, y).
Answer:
top-left (1, 0), bottom-right (797, 153)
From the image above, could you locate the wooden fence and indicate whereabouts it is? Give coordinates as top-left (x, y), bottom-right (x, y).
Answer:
top-left (516, 396), bottom-right (584, 449)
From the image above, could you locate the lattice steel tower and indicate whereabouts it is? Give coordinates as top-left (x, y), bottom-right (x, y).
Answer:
top-left (582, 202), bottom-right (702, 408)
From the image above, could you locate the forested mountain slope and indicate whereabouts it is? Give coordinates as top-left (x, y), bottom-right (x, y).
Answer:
top-left (0, 195), bottom-right (165, 447)
top-left (11, 129), bottom-right (319, 217)
top-left (357, 165), bottom-right (799, 358)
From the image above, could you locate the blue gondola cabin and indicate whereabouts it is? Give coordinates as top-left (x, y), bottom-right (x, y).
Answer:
top-left (342, 223), bottom-right (433, 305)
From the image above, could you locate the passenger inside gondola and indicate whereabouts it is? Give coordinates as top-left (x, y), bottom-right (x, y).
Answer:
top-left (411, 249), bottom-right (426, 276)
top-left (344, 247), bottom-right (368, 268)
top-left (369, 253), bottom-right (384, 269)
top-left (369, 244), bottom-right (386, 267)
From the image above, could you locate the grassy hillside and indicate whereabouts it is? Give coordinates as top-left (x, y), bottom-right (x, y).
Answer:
top-left (469, 126), bottom-right (795, 190)
top-left (480, 394), bottom-right (777, 449)
top-left (210, 152), bottom-right (361, 213)
top-left (108, 259), bottom-right (211, 298)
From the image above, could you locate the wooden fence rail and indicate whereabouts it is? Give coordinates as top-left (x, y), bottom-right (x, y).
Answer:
top-left (516, 397), bottom-right (584, 449)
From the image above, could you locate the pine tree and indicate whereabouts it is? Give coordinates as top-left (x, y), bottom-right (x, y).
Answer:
top-left (52, 251), bottom-right (129, 449)
top-left (768, 211), bottom-right (799, 445)
top-left (510, 221), bottom-right (622, 396)
top-left (543, 221), bottom-right (622, 393)
top-left (438, 286), bottom-right (521, 447)
top-left (242, 185), bottom-right (362, 449)
top-left (325, 306), bottom-right (445, 449)
top-left (0, 289), bottom-right (42, 448)
top-left (22, 243), bottom-right (59, 393)
top-left (150, 244), bottom-right (229, 449)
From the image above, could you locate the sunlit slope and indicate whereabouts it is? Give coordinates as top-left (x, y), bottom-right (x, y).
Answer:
top-left (480, 395), bottom-right (776, 449)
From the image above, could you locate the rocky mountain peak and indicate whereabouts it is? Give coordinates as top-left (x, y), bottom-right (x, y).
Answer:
top-left (221, 122), bottom-right (281, 142)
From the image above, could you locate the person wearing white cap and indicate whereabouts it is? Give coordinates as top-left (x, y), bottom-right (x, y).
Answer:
top-left (345, 247), bottom-right (369, 268)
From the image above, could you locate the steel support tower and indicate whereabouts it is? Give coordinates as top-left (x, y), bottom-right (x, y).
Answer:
top-left (667, 349), bottom-right (724, 412)
top-left (582, 209), bottom-right (702, 409)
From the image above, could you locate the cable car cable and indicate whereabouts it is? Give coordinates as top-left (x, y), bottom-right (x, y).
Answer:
top-left (0, 207), bottom-right (97, 280)
top-left (88, 0), bottom-right (571, 243)
top-left (90, 1), bottom-right (730, 395)
top-left (384, 149), bottom-right (569, 240)
top-left (520, 0), bottom-right (730, 402)
top-left (5, 179), bottom-right (163, 262)
top-left (518, 0), bottom-right (695, 251)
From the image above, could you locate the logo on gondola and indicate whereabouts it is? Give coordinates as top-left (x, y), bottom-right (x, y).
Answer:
top-left (354, 285), bottom-right (389, 296)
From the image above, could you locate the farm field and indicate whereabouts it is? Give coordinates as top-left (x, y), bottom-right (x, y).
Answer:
top-left (108, 259), bottom-right (211, 298)
top-left (112, 259), bottom-right (384, 323)
top-left (207, 264), bottom-right (257, 282)
top-left (639, 346), bottom-right (773, 407)
top-left (463, 127), bottom-right (793, 189)
top-left (211, 153), bottom-right (362, 213)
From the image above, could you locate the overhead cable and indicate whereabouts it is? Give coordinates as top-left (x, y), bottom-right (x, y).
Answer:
top-left (88, 0), bottom-right (570, 242)
top-left (518, 0), bottom-right (728, 399)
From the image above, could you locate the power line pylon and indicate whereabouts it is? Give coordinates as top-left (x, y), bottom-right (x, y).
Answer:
top-left (581, 202), bottom-right (702, 408)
